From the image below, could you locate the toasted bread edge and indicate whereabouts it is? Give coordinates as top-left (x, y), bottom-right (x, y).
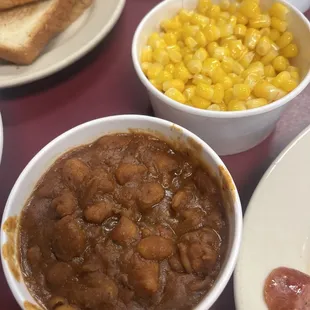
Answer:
top-left (0, 0), bottom-right (76, 65)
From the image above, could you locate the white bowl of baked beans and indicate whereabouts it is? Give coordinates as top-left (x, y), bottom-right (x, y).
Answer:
top-left (132, 0), bottom-right (310, 155)
top-left (1, 115), bottom-right (242, 310)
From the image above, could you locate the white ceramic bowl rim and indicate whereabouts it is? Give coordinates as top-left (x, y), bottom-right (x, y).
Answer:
top-left (132, 0), bottom-right (310, 119)
top-left (1, 115), bottom-right (242, 310)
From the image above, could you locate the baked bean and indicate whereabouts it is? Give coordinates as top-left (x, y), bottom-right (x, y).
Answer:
top-left (46, 262), bottom-right (73, 288)
top-left (137, 236), bottom-right (175, 260)
top-left (171, 190), bottom-right (192, 212)
top-left (52, 216), bottom-right (86, 261)
top-left (84, 201), bottom-right (113, 224)
top-left (27, 245), bottom-right (42, 267)
top-left (115, 163), bottom-right (147, 185)
top-left (51, 191), bottom-right (77, 218)
top-left (111, 216), bottom-right (139, 246)
top-left (129, 254), bottom-right (159, 296)
top-left (153, 153), bottom-right (178, 173)
top-left (62, 158), bottom-right (90, 189)
top-left (138, 182), bottom-right (165, 210)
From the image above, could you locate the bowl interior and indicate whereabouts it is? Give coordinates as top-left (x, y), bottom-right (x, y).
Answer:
top-left (134, 0), bottom-right (310, 85)
top-left (1, 116), bottom-right (241, 309)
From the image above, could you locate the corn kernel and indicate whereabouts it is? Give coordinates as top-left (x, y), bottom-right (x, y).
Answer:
top-left (165, 64), bottom-right (175, 75)
top-left (167, 46), bottom-right (183, 63)
top-left (178, 9), bottom-right (193, 23)
top-left (234, 24), bottom-right (247, 38)
top-left (246, 98), bottom-right (268, 109)
top-left (222, 76), bottom-right (233, 89)
top-left (184, 85), bottom-right (196, 101)
top-left (195, 31), bottom-right (207, 47)
top-left (272, 56), bottom-right (289, 72)
top-left (260, 27), bottom-right (271, 37)
top-left (281, 78), bottom-right (298, 92)
top-left (239, 51), bottom-right (255, 68)
top-left (208, 104), bottom-right (221, 111)
top-left (220, 0), bottom-right (230, 11)
top-left (182, 23), bottom-right (199, 39)
top-left (269, 2), bottom-right (289, 21)
top-left (244, 28), bottom-right (261, 49)
top-left (192, 74), bottom-right (212, 85)
top-left (191, 96), bottom-right (212, 109)
top-left (261, 48), bottom-right (279, 65)
top-left (156, 70), bottom-right (173, 84)
top-left (163, 79), bottom-right (185, 92)
top-left (219, 24), bottom-right (234, 38)
top-left (207, 5), bottom-right (221, 19)
top-left (207, 42), bottom-right (219, 56)
top-left (271, 17), bottom-right (287, 32)
top-left (290, 71), bottom-right (300, 81)
top-left (196, 83), bottom-right (214, 100)
top-left (276, 32), bottom-right (293, 49)
top-left (174, 63), bottom-right (191, 82)
top-left (269, 28), bottom-right (281, 41)
top-left (163, 32), bottom-right (178, 45)
top-left (153, 48), bottom-right (170, 65)
top-left (239, 0), bottom-right (260, 19)
top-left (212, 67), bottom-right (228, 83)
top-left (141, 62), bottom-right (150, 74)
top-left (204, 25), bottom-right (221, 42)
top-left (249, 14), bottom-right (271, 28)
top-left (242, 61), bottom-right (264, 78)
top-left (141, 46), bottom-right (153, 63)
top-left (224, 88), bottom-right (234, 104)
top-left (212, 84), bottom-right (225, 103)
top-left (147, 63), bottom-right (163, 79)
top-left (213, 46), bottom-right (230, 60)
top-left (194, 48), bottom-right (209, 61)
top-left (191, 13), bottom-right (209, 27)
top-left (281, 43), bottom-right (299, 58)
top-left (228, 1), bottom-right (238, 14)
top-left (202, 58), bottom-right (220, 76)
top-left (185, 36), bottom-right (198, 50)
top-left (183, 54), bottom-right (194, 64)
top-left (228, 99), bottom-right (247, 111)
top-left (150, 79), bottom-right (163, 91)
top-left (233, 83), bottom-right (251, 100)
top-left (287, 66), bottom-right (299, 73)
top-left (254, 81), bottom-right (287, 101)
top-left (231, 58), bottom-right (245, 74)
top-left (244, 72), bottom-right (261, 89)
top-left (222, 56), bottom-right (234, 73)
top-left (165, 88), bottom-right (186, 103)
top-left (256, 36), bottom-right (272, 56)
top-left (219, 11), bottom-right (230, 20)
top-left (230, 15), bottom-right (237, 27)
top-left (161, 18), bottom-right (182, 32)
top-left (228, 72), bottom-right (243, 84)
top-left (271, 71), bottom-right (291, 88)
top-left (177, 40), bottom-right (185, 49)
top-left (264, 64), bottom-right (276, 77)
top-left (187, 59), bottom-right (203, 74)
top-left (236, 12), bottom-right (249, 25)
top-left (197, 0), bottom-right (211, 14)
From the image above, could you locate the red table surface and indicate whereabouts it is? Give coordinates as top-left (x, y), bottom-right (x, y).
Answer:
top-left (0, 1), bottom-right (309, 309)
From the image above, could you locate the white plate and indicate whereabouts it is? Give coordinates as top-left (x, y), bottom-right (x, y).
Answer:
top-left (0, 0), bottom-right (126, 88)
top-left (234, 125), bottom-right (310, 310)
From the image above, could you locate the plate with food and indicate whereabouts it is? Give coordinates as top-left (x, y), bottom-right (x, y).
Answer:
top-left (0, 0), bottom-right (126, 88)
top-left (235, 124), bottom-right (310, 310)
top-left (1, 115), bottom-right (242, 310)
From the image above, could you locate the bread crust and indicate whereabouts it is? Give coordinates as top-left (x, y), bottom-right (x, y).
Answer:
top-left (0, 0), bottom-right (76, 65)
top-left (0, 0), bottom-right (39, 10)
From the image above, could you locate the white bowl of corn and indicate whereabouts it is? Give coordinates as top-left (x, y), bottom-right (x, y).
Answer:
top-left (132, 0), bottom-right (310, 155)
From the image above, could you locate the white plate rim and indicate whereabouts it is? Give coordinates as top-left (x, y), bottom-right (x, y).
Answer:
top-left (233, 124), bottom-right (310, 310)
top-left (0, 0), bottom-right (126, 88)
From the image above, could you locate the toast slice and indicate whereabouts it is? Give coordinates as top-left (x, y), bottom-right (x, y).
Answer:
top-left (0, 0), bottom-right (40, 10)
top-left (0, 0), bottom-right (76, 65)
